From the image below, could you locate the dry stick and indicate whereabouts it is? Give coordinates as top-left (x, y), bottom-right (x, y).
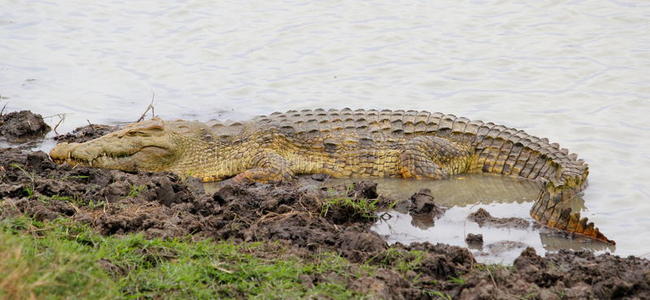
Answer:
top-left (136, 92), bottom-right (156, 122)
top-left (0, 102), bottom-right (7, 116)
top-left (486, 267), bottom-right (498, 288)
top-left (52, 113), bottom-right (65, 136)
top-left (43, 113), bottom-right (66, 136)
top-left (151, 95), bottom-right (155, 119)
top-left (87, 119), bottom-right (95, 134)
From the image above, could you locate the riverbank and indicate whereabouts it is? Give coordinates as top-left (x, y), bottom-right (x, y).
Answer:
top-left (1, 111), bottom-right (649, 299)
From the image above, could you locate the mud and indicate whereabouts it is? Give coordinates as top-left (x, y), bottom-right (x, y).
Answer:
top-left (389, 188), bottom-right (448, 229)
top-left (468, 207), bottom-right (531, 229)
top-left (465, 233), bottom-right (484, 250)
top-left (1, 118), bottom-right (650, 299)
top-left (407, 188), bottom-right (446, 216)
top-left (54, 123), bottom-right (118, 143)
top-left (0, 110), bottom-right (50, 142)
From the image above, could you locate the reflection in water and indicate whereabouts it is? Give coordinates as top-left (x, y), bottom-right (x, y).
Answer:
top-left (328, 175), bottom-right (612, 264)
top-left (332, 175), bottom-right (584, 211)
top-left (539, 232), bottom-right (613, 253)
top-left (409, 213), bottom-right (436, 230)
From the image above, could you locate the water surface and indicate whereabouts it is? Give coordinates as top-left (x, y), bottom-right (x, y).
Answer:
top-left (348, 176), bottom-right (610, 264)
top-left (1, 0), bottom-right (649, 259)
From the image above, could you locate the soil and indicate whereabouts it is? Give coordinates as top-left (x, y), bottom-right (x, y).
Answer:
top-left (1, 116), bottom-right (649, 299)
top-left (391, 188), bottom-right (448, 229)
top-left (0, 110), bottom-right (50, 142)
top-left (465, 233), bottom-right (484, 250)
top-left (468, 207), bottom-right (531, 229)
top-left (53, 123), bottom-right (118, 143)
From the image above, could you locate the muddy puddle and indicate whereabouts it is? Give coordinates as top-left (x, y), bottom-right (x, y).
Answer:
top-left (332, 176), bottom-right (612, 264)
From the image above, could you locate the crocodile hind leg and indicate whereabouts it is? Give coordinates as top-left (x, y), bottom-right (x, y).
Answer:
top-left (232, 151), bottom-right (295, 183)
top-left (398, 136), bottom-right (472, 179)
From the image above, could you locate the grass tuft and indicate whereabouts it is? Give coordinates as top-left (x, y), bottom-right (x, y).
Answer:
top-left (321, 196), bottom-right (379, 221)
top-left (369, 247), bottom-right (426, 274)
top-left (127, 184), bottom-right (147, 198)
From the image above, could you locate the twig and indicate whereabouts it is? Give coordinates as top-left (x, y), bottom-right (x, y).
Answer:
top-left (43, 113), bottom-right (66, 136)
top-left (211, 263), bottom-right (233, 274)
top-left (151, 94), bottom-right (155, 118)
top-left (136, 92), bottom-right (156, 122)
top-left (52, 114), bottom-right (65, 135)
top-left (87, 119), bottom-right (95, 133)
top-left (486, 267), bottom-right (498, 288)
top-left (0, 101), bottom-right (7, 116)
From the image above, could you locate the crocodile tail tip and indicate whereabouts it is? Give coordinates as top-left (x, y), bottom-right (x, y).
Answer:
top-left (531, 189), bottom-right (615, 245)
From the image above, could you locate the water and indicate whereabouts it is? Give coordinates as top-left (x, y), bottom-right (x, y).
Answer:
top-left (1, 1), bottom-right (649, 260)
top-left (345, 176), bottom-right (612, 264)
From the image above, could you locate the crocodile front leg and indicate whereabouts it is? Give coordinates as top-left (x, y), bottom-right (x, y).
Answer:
top-left (232, 151), bottom-right (295, 183)
top-left (398, 136), bottom-right (473, 179)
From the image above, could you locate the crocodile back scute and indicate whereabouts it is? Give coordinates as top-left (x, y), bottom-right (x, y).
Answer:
top-left (249, 108), bottom-right (588, 188)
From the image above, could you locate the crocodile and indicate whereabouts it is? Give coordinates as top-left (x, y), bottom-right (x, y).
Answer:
top-left (49, 108), bottom-right (614, 244)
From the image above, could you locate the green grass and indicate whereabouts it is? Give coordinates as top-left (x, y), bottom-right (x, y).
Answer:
top-left (368, 247), bottom-right (426, 274)
top-left (36, 194), bottom-right (106, 209)
top-left (8, 163), bottom-right (36, 199)
top-left (37, 194), bottom-right (73, 203)
top-left (321, 196), bottom-right (379, 221)
top-left (127, 184), bottom-right (147, 198)
top-left (0, 216), bottom-right (375, 299)
top-left (425, 290), bottom-right (453, 300)
top-left (448, 276), bottom-right (466, 285)
top-left (0, 218), bottom-right (119, 299)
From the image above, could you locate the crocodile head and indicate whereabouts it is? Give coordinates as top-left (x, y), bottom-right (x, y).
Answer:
top-left (50, 118), bottom-right (184, 172)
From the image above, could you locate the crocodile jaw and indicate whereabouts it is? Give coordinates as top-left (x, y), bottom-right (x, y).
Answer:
top-left (49, 118), bottom-right (180, 172)
top-left (50, 141), bottom-right (175, 172)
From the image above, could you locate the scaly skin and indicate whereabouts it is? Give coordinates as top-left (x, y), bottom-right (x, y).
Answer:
top-left (49, 108), bottom-right (614, 244)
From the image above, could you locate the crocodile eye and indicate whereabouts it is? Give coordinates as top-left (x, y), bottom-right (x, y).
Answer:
top-left (127, 131), bottom-right (149, 137)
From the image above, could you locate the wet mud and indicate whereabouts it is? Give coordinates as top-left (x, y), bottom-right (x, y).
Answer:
top-left (389, 188), bottom-right (448, 229)
top-left (53, 123), bottom-right (118, 143)
top-left (1, 116), bottom-right (649, 299)
top-left (465, 233), bottom-right (484, 250)
top-left (0, 110), bottom-right (50, 142)
top-left (468, 207), bottom-right (531, 229)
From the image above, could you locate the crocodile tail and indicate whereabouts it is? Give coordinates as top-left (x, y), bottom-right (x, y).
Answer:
top-left (458, 119), bottom-right (614, 244)
top-left (531, 181), bottom-right (614, 244)
top-left (518, 147), bottom-right (614, 244)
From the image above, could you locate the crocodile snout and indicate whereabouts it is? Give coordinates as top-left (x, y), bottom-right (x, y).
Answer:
top-left (50, 142), bottom-right (102, 163)
top-left (49, 142), bottom-right (78, 161)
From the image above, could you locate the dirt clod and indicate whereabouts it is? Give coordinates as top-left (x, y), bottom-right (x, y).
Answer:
top-left (348, 180), bottom-right (379, 199)
top-left (54, 123), bottom-right (118, 143)
top-left (408, 188), bottom-right (445, 216)
top-left (0, 110), bottom-right (51, 142)
top-left (468, 207), bottom-right (530, 229)
top-left (465, 233), bottom-right (484, 249)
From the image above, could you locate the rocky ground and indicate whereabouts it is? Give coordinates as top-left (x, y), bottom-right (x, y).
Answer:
top-left (1, 111), bottom-right (649, 299)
